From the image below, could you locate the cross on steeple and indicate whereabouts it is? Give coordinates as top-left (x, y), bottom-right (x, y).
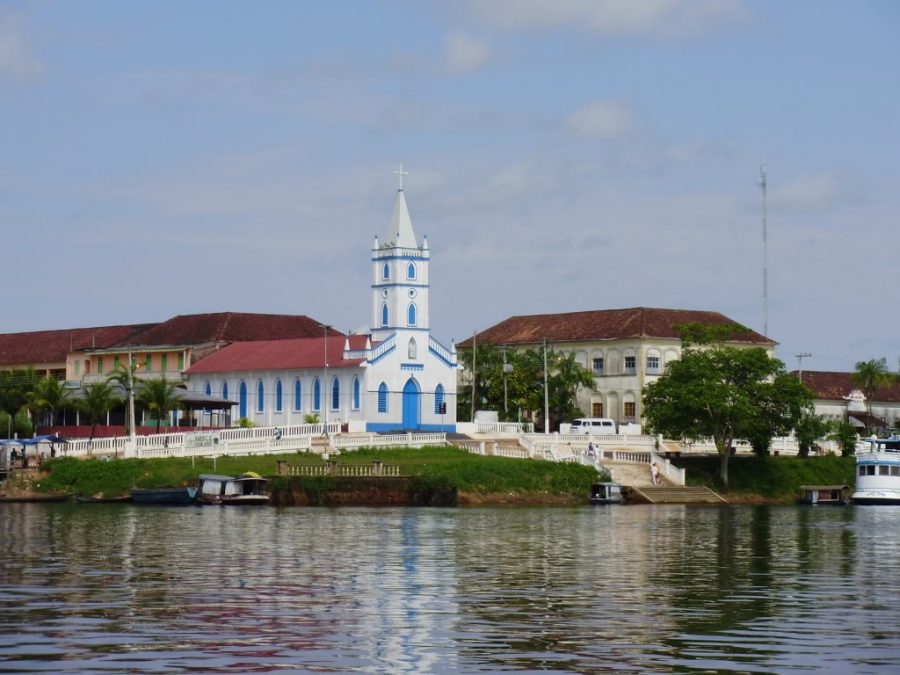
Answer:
top-left (394, 162), bottom-right (408, 190)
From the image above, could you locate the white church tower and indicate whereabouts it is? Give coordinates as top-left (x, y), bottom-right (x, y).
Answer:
top-left (363, 165), bottom-right (457, 431)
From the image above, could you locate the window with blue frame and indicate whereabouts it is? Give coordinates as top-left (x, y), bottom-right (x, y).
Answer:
top-left (407, 302), bottom-right (417, 326)
top-left (378, 382), bottom-right (388, 413)
top-left (383, 262), bottom-right (390, 280)
top-left (275, 379), bottom-right (283, 412)
top-left (352, 377), bottom-right (360, 409)
top-left (239, 382), bottom-right (247, 419)
top-left (382, 303), bottom-right (389, 326)
top-left (434, 384), bottom-right (445, 414)
top-left (257, 381), bottom-right (265, 413)
top-left (313, 378), bottom-right (321, 411)
top-left (205, 382), bottom-right (211, 396)
top-left (407, 262), bottom-right (416, 279)
top-left (222, 381), bottom-right (229, 401)
top-left (294, 379), bottom-right (302, 411)
top-left (331, 377), bottom-right (340, 411)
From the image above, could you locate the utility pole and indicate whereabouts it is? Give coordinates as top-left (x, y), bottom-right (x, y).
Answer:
top-left (760, 162), bottom-right (769, 339)
top-left (127, 346), bottom-right (137, 446)
top-left (795, 352), bottom-right (812, 384)
top-left (543, 338), bottom-right (549, 435)
top-left (502, 345), bottom-right (511, 415)
top-left (323, 325), bottom-right (329, 440)
top-left (470, 330), bottom-right (477, 422)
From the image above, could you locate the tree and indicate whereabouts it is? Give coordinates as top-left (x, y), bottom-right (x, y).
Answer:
top-left (642, 344), bottom-right (811, 488)
top-left (853, 358), bottom-right (894, 431)
top-left (107, 361), bottom-right (141, 435)
top-left (31, 376), bottom-right (72, 429)
top-left (0, 369), bottom-right (41, 436)
top-left (828, 418), bottom-right (858, 457)
top-left (794, 411), bottom-right (831, 458)
top-left (77, 382), bottom-right (122, 441)
top-left (136, 377), bottom-right (181, 432)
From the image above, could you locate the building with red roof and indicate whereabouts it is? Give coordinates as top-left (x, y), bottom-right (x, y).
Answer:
top-left (796, 370), bottom-right (900, 431)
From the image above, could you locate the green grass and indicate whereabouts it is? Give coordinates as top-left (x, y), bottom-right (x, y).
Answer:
top-left (681, 454), bottom-right (855, 501)
top-left (36, 446), bottom-right (604, 498)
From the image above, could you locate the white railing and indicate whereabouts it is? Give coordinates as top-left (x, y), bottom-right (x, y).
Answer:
top-left (428, 336), bottom-right (456, 366)
top-left (285, 462), bottom-right (401, 477)
top-left (475, 422), bottom-right (534, 435)
top-left (368, 334), bottom-right (396, 364)
top-left (330, 432), bottom-right (447, 451)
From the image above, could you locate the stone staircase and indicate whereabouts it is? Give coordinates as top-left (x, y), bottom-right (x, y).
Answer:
top-left (624, 485), bottom-right (727, 504)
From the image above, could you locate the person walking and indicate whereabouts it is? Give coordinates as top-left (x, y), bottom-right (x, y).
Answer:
top-left (650, 462), bottom-right (660, 485)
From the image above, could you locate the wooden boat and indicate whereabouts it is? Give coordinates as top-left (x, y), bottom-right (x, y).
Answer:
top-left (589, 482), bottom-right (623, 504)
top-left (0, 493), bottom-right (73, 503)
top-left (76, 494), bottom-right (133, 504)
top-left (799, 485), bottom-right (849, 506)
top-left (197, 472), bottom-right (270, 505)
top-left (852, 437), bottom-right (900, 504)
top-left (131, 486), bottom-right (199, 505)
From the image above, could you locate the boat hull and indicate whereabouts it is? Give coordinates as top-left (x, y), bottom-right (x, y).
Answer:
top-left (131, 487), bottom-right (198, 505)
top-left (0, 493), bottom-right (73, 503)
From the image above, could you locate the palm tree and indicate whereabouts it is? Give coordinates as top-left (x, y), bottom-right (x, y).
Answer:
top-left (77, 382), bottom-right (122, 442)
top-left (32, 376), bottom-right (72, 429)
top-left (107, 361), bottom-right (140, 435)
top-left (853, 358), bottom-right (893, 431)
top-left (136, 377), bottom-right (181, 432)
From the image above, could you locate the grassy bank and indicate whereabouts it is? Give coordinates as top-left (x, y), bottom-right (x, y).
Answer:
top-left (28, 446), bottom-right (604, 503)
top-left (679, 454), bottom-right (855, 503)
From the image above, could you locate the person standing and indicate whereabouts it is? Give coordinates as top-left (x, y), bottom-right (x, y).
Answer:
top-left (650, 462), bottom-right (659, 485)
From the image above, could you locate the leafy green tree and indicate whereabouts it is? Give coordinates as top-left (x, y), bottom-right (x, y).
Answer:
top-left (32, 376), bottom-right (72, 428)
top-left (136, 377), bottom-right (181, 432)
top-left (828, 418), bottom-right (858, 457)
top-left (643, 345), bottom-right (811, 487)
top-left (107, 361), bottom-right (141, 434)
top-left (853, 358), bottom-right (894, 430)
top-left (77, 382), bottom-right (122, 441)
top-left (794, 411), bottom-right (832, 458)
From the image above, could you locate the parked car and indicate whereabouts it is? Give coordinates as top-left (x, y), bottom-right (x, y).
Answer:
top-left (568, 418), bottom-right (617, 435)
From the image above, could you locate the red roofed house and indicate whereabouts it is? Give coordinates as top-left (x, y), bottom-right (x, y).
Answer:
top-left (797, 371), bottom-right (900, 431)
top-left (460, 307), bottom-right (774, 429)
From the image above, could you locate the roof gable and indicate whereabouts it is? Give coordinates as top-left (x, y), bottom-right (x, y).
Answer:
top-left (187, 335), bottom-right (369, 373)
top-left (799, 371), bottom-right (900, 403)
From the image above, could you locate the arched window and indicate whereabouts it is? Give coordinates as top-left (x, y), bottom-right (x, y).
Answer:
top-left (313, 378), bottom-right (321, 411)
top-left (222, 381), bottom-right (229, 401)
top-left (294, 379), bottom-right (302, 411)
top-left (434, 384), bottom-right (445, 414)
top-left (257, 380), bottom-right (265, 413)
top-left (408, 337), bottom-right (417, 359)
top-left (378, 382), bottom-right (388, 413)
top-left (383, 263), bottom-right (390, 280)
top-left (239, 381), bottom-right (247, 419)
top-left (331, 377), bottom-right (340, 411)
top-left (407, 262), bottom-right (416, 279)
top-left (381, 302), bottom-right (389, 327)
top-left (275, 379), bottom-right (283, 412)
top-left (407, 302), bottom-right (417, 326)
top-left (205, 381), bottom-right (211, 396)
top-left (352, 377), bottom-right (360, 409)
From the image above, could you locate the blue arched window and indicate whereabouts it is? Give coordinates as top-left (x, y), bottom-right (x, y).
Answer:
top-left (205, 381), bottom-right (211, 396)
top-left (378, 382), bottom-right (388, 413)
top-left (381, 302), bottom-right (389, 327)
top-left (222, 381), bottom-right (229, 401)
top-left (275, 379), bottom-right (283, 412)
top-left (352, 377), bottom-right (360, 410)
top-left (313, 378), bottom-right (321, 411)
top-left (331, 377), bottom-right (340, 411)
top-left (257, 380), bottom-right (265, 413)
top-left (383, 263), bottom-right (390, 280)
top-left (239, 381), bottom-right (247, 419)
top-left (407, 302), bottom-right (417, 326)
top-left (407, 262), bottom-right (416, 279)
top-left (294, 379), bottom-right (302, 411)
top-left (435, 384), bottom-right (445, 414)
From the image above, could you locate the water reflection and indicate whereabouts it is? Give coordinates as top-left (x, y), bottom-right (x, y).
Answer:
top-left (1, 503), bottom-right (899, 672)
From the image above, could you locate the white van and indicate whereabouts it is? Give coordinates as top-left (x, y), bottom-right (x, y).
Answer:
top-left (568, 418), bottom-right (617, 435)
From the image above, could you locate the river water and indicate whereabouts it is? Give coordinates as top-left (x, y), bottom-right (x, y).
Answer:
top-left (1, 503), bottom-right (899, 673)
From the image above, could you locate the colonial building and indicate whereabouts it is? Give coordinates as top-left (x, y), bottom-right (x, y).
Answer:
top-left (461, 307), bottom-right (774, 427)
top-left (185, 179), bottom-right (459, 432)
top-left (797, 370), bottom-right (900, 431)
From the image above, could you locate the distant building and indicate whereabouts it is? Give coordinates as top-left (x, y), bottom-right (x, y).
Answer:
top-left (797, 370), bottom-right (900, 431)
top-left (186, 179), bottom-right (459, 432)
top-left (460, 307), bottom-right (774, 427)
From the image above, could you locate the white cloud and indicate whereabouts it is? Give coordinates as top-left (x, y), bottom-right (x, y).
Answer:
top-left (0, 12), bottom-right (42, 80)
top-left (566, 100), bottom-right (634, 139)
top-left (444, 32), bottom-right (490, 74)
top-left (468, 0), bottom-right (748, 38)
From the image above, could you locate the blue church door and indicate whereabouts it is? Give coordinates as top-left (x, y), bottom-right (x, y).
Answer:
top-left (239, 382), bottom-right (248, 419)
top-left (402, 378), bottom-right (420, 429)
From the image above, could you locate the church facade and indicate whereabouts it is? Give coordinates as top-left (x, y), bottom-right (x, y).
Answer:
top-left (186, 178), bottom-right (458, 432)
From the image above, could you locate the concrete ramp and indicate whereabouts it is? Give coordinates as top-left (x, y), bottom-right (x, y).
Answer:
top-left (625, 485), bottom-right (727, 504)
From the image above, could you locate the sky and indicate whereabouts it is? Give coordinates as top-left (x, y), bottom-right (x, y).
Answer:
top-left (1, 0), bottom-right (898, 373)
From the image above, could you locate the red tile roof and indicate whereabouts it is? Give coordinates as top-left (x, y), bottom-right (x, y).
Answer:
top-left (0, 324), bottom-right (155, 366)
top-left (798, 371), bottom-right (900, 403)
top-left (118, 312), bottom-right (335, 347)
top-left (459, 307), bottom-right (773, 347)
top-left (187, 335), bottom-right (370, 373)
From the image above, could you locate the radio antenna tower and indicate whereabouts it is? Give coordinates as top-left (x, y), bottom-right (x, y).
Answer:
top-left (759, 162), bottom-right (768, 338)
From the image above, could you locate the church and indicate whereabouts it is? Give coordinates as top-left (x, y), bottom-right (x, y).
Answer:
top-left (186, 173), bottom-right (459, 432)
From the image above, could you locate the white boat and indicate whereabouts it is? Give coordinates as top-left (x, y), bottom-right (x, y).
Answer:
top-left (197, 472), bottom-right (270, 506)
top-left (852, 437), bottom-right (900, 505)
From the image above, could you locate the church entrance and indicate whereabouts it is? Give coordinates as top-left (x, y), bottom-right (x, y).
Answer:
top-left (402, 378), bottom-right (420, 429)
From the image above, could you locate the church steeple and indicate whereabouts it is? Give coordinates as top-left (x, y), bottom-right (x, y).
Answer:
top-left (383, 163), bottom-right (418, 248)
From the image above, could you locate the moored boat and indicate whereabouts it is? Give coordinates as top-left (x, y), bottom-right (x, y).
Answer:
top-left (131, 486), bottom-right (199, 505)
top-left (76, 494), bottom-right (133, 504)
top-left (799, 485), bottom-right (849, 505)
top-left (0, 493), bottom-right (73, 503)
top-left (852, 437), bottom-right (900, 505)
top-left (589, 482), bottom-right (623, 504)
top-left (197, 472), bottom-right (270, 505)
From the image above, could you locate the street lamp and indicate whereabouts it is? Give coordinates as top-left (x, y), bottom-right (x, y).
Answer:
top-left (795, 352), bottom-right (812, 384)
top-left (543, 338), bottom-right (549, 435)
top-left (502, 345), bottom-right (513, 415)
top-left (322, 324), bottom-right (330, 441)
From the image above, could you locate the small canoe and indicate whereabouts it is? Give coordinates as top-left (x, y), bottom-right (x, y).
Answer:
top-left (131, 486), bottom-right (199, 505)
top-left (76, 494), bottom-right (133, 504)
top-left (0, 493), bottom-right (73, 503)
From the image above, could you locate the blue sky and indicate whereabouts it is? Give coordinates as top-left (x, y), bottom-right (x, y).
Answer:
top-left (1, 0), bottom-right (898, 372)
